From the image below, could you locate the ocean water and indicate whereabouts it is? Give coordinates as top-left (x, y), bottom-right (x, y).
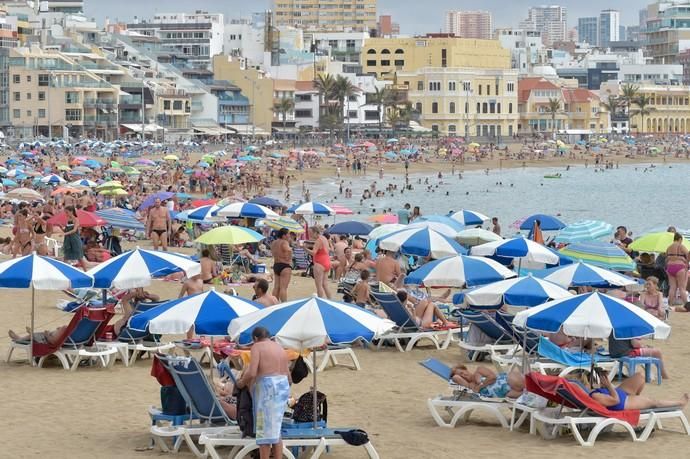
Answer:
top-left (306, 162), bottom-right (687, 236)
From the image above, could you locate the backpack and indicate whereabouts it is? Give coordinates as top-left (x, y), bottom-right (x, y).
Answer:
top-left (290, 355), bottom-right (309, 385)
top-left (291, 390), bottom-right (327, 423)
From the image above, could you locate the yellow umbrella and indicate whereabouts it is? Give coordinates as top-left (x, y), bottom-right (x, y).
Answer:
top-left (195, 225), bottom-right (265, 245)
top-left (96, 180), bottom-right (123, 190)
top-left (164, 154), bottom-right (179, 161)
top-left (99, 188), bottom-right (128, 196)
top-left (468, 142), bottom-right (480, 148)
top-left (57, 165), bottom-right (71, 171)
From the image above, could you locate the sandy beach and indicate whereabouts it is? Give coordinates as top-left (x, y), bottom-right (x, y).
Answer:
top-left (1, 266), bottom-right (689, 458)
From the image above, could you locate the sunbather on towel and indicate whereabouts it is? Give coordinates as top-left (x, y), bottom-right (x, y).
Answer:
top-left (8, 326), bottom-right (66, 346)
top-left (450, 365), bottom-right (524, 399)
top-left (586, 367), bottom-right (688, 411)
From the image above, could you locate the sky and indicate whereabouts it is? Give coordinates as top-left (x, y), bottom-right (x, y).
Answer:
top-left (85, 0), bottom-right (651, 33)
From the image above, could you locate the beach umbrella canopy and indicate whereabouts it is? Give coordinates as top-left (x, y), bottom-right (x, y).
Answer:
top-left (40, 174), bottom-right (66, 185)
top-left (456, 228), bottom-right (503, 246)
top-left (5, 187), bottom-right (42, 201)
top-left (464, 275), bottom-right (573, 308)
top-left (519, 214), bottom-right (566, 231)
top-left (408, 221), bottom-right (461, 238)
top-left (185, 204), bottom-right (224, 222)
top-left (378, 227), bottom-right (467, 258)
top-left (535, 262), bottom-right (638, 289)
top-left (87, 248), bottom-right (201, 289)
top-left (559, 241), bottom-right (635, 271)
top-left (249, 196), bottom-right (284, 208)
top-left (330, 204), bottom-right (354, 215)
top-left (404, 255), bottom-right (516, 287)
top-left (287, 201), bottom-right (335, 216)
top-left (368, 214), bottom-right (399, 224)
top-left (368, 223), bottom-right (405, 240)
top-left (328, 221), bottom-right (374, 236)
top-left (2, 178), bottom-right (17, 187)
top-left (139, 191), bottom-right (175, 211)
top-left (99, 188), bottom-right (128, 196)
top-left (629, 232), bottom-right (690, 253)
top-left (554, 220), bottom-right (614, 243)
top-left (195, 225), bottom-right (265, 245)
top-left (163, 154), bottom-right (179, 161)
top-left (95, 208), bottom-right (145, 230)
top-left (229, 296), bottom-right (395, 348)
top-left (513, 292), bottom-right (671, 340)
top-left (129, 290), bottom-right (260, 336)
top-left (449, 209), bottom-right (489, 226)
top-left (471, 237), bottom-right (559, 265)
top-left (96, 180), bottom-right (122, 190)
top-left (69, 179), bottom-right (97, 188)
top-left (417, 215), bottom-right (465, 233)
top-left (47, 209), bottom-right (106, 228)
top-left (263, 216), bottom-right (305, 233)
top-left (214, 202), bottom-right (280, 220)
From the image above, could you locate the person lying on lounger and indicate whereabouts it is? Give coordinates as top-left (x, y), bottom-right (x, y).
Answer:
top-left (450, 365), bottom-right (524, 399)
top-left (8, 326), bottom-right (67, 345)
top-left (586, 367), bottom-right (688, 411)
top-left (213, 377), bottom-right (237, 420)
top-left (396, 290), bottom-right (452, 328)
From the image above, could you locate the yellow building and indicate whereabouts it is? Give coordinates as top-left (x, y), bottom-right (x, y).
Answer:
top-left (213, 55), bottom-right (273, 134)
top-left (272, 0), bottom-right (377, 32)
top-left (517, 77), bottom-right (609, 135)
top-left (630, 84), bottom-right (690, 134)
top-left (8, 46), bottom-right (119, 139)
top-left (361, 36), bottom-right (512, 79)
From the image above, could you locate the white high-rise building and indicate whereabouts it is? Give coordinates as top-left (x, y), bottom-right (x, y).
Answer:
top-left (599, 9), bottom-right (620, 48)
top-left (443, 10), bottom-right (493, 39)
top-left (519, 5), bottom-right (567, 46)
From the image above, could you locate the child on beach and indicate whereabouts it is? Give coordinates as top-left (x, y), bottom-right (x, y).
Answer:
top-left (352, 270), bottom-right (371, 307)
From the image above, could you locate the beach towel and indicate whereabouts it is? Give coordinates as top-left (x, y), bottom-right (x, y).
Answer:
top-left (253, 375), bottom-right (290, 445)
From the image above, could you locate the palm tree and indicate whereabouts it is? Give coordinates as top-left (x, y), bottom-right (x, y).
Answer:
top-left (272, 97), bottom-right (295, 132)
top-left (386, 110), bottom-right (402, 137)
top-left (631, 94), bottom-right (655, 134)
top-left (314, 73), bottom-right (336, 131)
top-left (333, 75), bottom-right (360, 138)
top-left (620, 84), bottom-right (639, 130)
top-left (601, 95), bottom-right (619, 115)
top-left (545, 97), bottom-right (562, 139)
top-left (369, 86), bottom-right (392, 137)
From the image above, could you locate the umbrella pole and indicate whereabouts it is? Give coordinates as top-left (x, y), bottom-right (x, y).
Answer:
top-left (30, 286), bottom-right (35, 367)
top-left (209, 335), bottom-right (214, 381)
top-left (312, 348), bottom-right (318, 429)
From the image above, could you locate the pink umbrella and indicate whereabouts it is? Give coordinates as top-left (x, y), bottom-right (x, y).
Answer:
top-left (510, 216), bottom-right (528, 230)
top-left (331, 204), bottom-right (353, 215)
top-left (368, 214), bottom-right (398, 224)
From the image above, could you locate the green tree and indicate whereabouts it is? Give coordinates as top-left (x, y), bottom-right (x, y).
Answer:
top-left (545, 97), bottom-right (563, 138)
top-left (272, 97), bottom-right (295, 132)
top-left (369, 86), bottom-right (393, 137)
top-left (620, 84), bottom-right (639, 127)
top-left (314, 73), bottom-right (337, 131)
top-left (631, 94), bottom-right (655, 134)
top-left (333, 75), bottom-right (360, 138)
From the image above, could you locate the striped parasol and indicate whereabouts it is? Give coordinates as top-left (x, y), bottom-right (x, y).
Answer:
top-left (559, 241), bottom-right (635, 271)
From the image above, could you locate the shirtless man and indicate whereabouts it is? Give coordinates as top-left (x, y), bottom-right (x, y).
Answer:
top-left (179, 274), bottom-right (204, 338)
top-left (78, 191), bottom-right (91, 210)
top-left (236, 327), bottom-right (291, 459)
top-left (146, 198), bottom-right (171, 251)
top-left (375, 250), bottom-right (402, 288)
top-left (63, 191), bottom-right (76, 208)
top-left (253, 279), bottom-right (279, 307)
top-left (270, 229), bottom-right (292, 302)
top-left (333, 235), bottom-right (349, 280)
top-left (200, 249), bottom-right (217, 286)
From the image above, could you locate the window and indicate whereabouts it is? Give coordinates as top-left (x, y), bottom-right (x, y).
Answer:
top-left (65, 92), bottom-right (79, 104)
top-left (482, 103), bottom-right (488, 113)
top-left (486, 84), bottom-right (490, 96)
top-left (348, 111), bottom-right (357, 119)
top-left (26, 93), bottom-right (31, 100)
top-left (448, 125), bottom-right (456, 133)
top-left (12, 74), bottom-right (19, 84)
top-left (27, 75), bottom-right (31, 83)
top-left (441, 48), bottom-right (447, 68)
top-left (462, 81), bottom-right (471, 92)
top-left (38, 91), bottom-right (45, 101)
top-left (38, 109), bottom-right (45, 118)
top-left (163, 100), bottom-right (171, 110)
top-left (476, 102), bottom-right (480, 113)
top-left (509, 103), bottom-right (513, 114)
top-left (432, 124), bottom-right (439, 132)
top-left (394, 60), bottom-right (404, 67)
top-left (380, 60), bottom-right (390, 66)
top-left (296, 94), bottom-right (311, 102)
top-left (489, 102), bottom-right (495, 114)
top-left (366, 49), bottom-right (376, 54)
top-left (507, 82), bottom-right (515, 92)
top-left (38, 74), bottom-right (49, 86)
top-left (12, 109), bottom-right (19, 118)
top-left (417, 81), bottom-right (424, 91)
top-left (448, 81), bottom-right (456, 91)
top-left (495, 84), bottom-right (499, 95)
top-left (380, 49), bottom-right (391, 54)
top-left (364, 110), bottom-right (379, 121)
top-left (432, 102), bottom-right (438, 114)
top-left (415, 102), bottom-right (422, 113)
top-left (173, 101), bottom-right (183, 110)
top-left (478, 85), bottom-right (482, 95)
top-left (497, 103), bottom-right (501, 114)
top-left (13, 92), bottom-right (19, 102)
top-left (26, 110), bottom-right (31, 117)
top-left (294, 109), bottom-right (312, 118)
top-left (428, 81), bottom-right (441, 91)
top-left (366, 60), bottom-right (376, 66)
top-left (449, 102), bottom-right (456, 114)
top-left (465, 102), bottom-right (469, 113)
top-left (65, 109), bottom-right (82, 121)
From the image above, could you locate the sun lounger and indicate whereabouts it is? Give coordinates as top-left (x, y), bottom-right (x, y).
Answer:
top-left (6, 306), bottom-right (118, 370)
top-left (525, 372), bottom-right (690, 446)
top-left (303, 345), bottom-right (361, 372)
top-left (419, 358), bottom-right (534, 430)
top-left (455, 309), bottom-right (519, 361)
top-left (531, 337), bottom-right (619, 379)
top-left (371, 291), bottom-right (461, 352)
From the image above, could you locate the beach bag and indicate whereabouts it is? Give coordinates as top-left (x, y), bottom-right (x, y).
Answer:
top-left (292, 390), bottom-right (327, 423)
top-left (334, 429), bottom-right (370, 446)
top-left (291, 355), bottom-right (309, 385)
top-left (160, 386), bottom-right (187, 415)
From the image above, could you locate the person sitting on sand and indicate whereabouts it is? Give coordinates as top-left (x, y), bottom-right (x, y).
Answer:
top-left (253, 279), bottom-right (279, 308)
top-left (450, 365), bottom-right (525, 399)
top-left (586, 367), bottom-right (688, 411)
top-left (396, 290), bottom-right (451, 328)
top-left (639, 276), bottom-right (665, 319)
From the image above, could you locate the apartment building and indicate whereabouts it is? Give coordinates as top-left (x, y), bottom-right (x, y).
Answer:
top-left (272, 0), bottom-right (377, 32)
top-left (519, 5), bottom-right (567, 46)
top-left (444, 11), bottom-right (493, 40)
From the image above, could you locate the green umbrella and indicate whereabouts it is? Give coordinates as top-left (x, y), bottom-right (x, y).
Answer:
top-left (629, 232), bottom-right (690, 253)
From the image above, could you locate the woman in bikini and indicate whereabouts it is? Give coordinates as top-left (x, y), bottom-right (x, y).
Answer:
top-left (665, 233), bottom-right (688, 306)
top-left (306, 227), bottom-right (332, 299)
top-left (31, 208), bottom-right (48, 256)
top-left (639, 276), bottom-right (664, 319)
top-left (13, 208), bottom-right (34, 256)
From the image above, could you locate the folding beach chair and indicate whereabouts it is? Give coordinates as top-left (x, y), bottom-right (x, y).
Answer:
top-left (419, 358), bottom-right (534, 430)
top-left (371, 291), bottom-right (461, 352)
top-left (525, 372), bottom-right (690, 446)
top-left (455, 309), bottom-right (518, 361)
top-left (292, 245), bottom-right (313, 276)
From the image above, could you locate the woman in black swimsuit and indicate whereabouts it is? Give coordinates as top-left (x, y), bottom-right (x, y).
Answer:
top-left (32, 210), bottom-right (48, 256)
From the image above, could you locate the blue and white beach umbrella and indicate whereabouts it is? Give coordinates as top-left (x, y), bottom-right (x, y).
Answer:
top-left (69, 179), bottom-right (98, 188)
top-left (378, 227), bottom-right (467, 258)
top-left (513, 292), bottom-right (671, 339)
top-left (519, 214), bottom-right (566, 231)
top-left (287, 201), bottom-right (335, 216)
top-left (214, 202), bottom-right (280, 219)
top-left (404, 255), bottom-right (516, 288)
top-left (0, 253), bottom-right (93, 289)
top-left (417, 216), bottom-right (465, 233)
top-left (471, 237), bottom-right (559, 265)
top-left (185, 204), bottom-right (225, 222)
top-left (407, 221), bottom-right (460, 238)
top-left (464, 275), bottom-right (573, 308)
top-left (40, 174), bottom-right (66, 185)
top-left (554, 220), bottom-right (614, 243)
top-left (229, 296), bottom-right (395, 349)
top-left (448, 209), bottom-right (489, 226)
top-left (536, 262), bottom-right (638, 289)
top-left (95, 208), bottom-right (145, 231)
top-left (129, 290), bottom-right (260, 336)
top-left (87, 248), bottom-right (201, 289)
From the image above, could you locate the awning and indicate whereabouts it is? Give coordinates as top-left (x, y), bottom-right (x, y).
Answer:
top-left (121, 123), bottom-right (166, 133)
top-left (226, 124), bottom-right (271, 136)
